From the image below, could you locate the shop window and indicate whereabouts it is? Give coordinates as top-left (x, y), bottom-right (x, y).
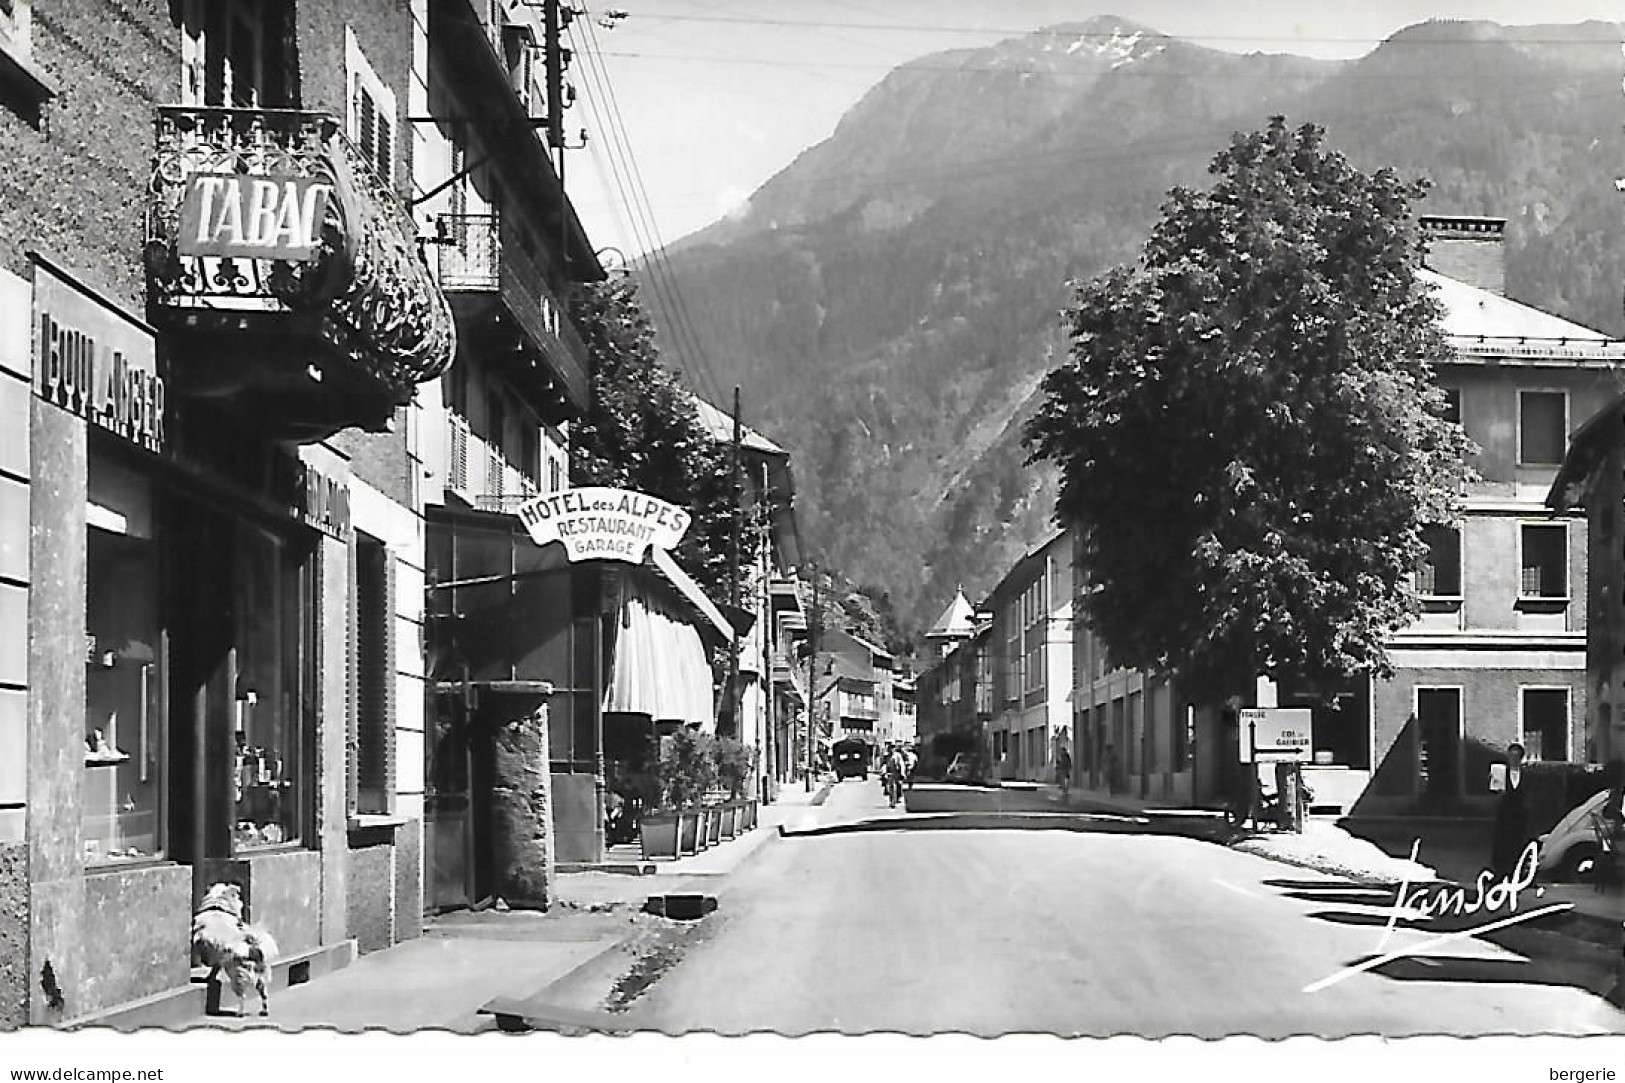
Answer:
top-left (1416, 525), bottom-right (1462, 597)
top-left (1518, 390), bottom-right (1567, 467)
top-left (352, 534), bottom-right (396, 816)
top-left (1521, 688), bottom-right (1570, 762)
top-left (1519, 523), bottom-right (1567, 599)
top-left (83, 457), bottom-right (165, 865)
top-left (232, 522), bottom-right (311, 850)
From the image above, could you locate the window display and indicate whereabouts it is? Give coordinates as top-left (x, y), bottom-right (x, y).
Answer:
top-left (230, 521), bottom-right (311, 850)
top-left (83, 457), bottom-right (165, 864)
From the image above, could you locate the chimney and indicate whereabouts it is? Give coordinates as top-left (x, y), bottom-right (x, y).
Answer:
top-left (1418, 215), bottom-right (1506, 296)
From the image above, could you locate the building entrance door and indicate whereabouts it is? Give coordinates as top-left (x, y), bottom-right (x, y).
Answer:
top-left (424, 688), bottom-right (476, 913)
top-left (1417, 687), bottom-right (1462, 803)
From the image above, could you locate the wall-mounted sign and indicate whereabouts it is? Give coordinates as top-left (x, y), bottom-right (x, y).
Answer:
top-left (32, 259), bottom-right (164, 453)
top-left (1239, 707), bottom-right (1312, 762)
top-left (178, 173), bottom-right (333, 261)
top-left (293, 461), bottom-right (352, 540)
top-left (517, 487), bottom-right (691, 564)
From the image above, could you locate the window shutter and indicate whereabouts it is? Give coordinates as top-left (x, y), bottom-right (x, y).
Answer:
top-left (346, 541), bottom-right (360, 818)
top-left (353, 539), bottom-right (396, 815)
top-left (376, 110), bottom-right (394, 188)
top-left (379, 550), bottom-right (398, 815)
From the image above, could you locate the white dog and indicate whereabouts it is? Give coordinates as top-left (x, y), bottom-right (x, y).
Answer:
top-left (191, 882), bottom-right (278, 1017)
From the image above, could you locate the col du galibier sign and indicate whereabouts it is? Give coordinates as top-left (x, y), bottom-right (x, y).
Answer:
top-left (517, 487), bottom-right (691, 564)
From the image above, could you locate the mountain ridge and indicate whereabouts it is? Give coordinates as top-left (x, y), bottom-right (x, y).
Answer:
top-left (641, 16), bottom-right (1625, 648)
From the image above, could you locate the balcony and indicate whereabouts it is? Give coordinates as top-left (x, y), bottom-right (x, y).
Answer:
top-left (144, 107), bottom-right (456, 440)
top-left (435, 213), bottom-right (591, 422)
top-left (446, 409), bottom-right (541, 514)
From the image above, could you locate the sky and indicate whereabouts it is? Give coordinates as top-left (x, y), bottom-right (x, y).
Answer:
top-left (561, 0), bottom-right (1625, 259)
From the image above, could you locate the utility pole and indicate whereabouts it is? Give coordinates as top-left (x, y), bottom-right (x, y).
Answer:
top-left (807, 560), bottom-right (819, 791)
top-left (542, 0), bottom-right (574, 271)
top-left (725, 386), bottom-right (742, 739)
top-left (759, 461), bottom-right (774, 800)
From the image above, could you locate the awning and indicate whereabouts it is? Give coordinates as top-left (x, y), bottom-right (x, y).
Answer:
top-left (603, 570), bottom-right (718, 730)
top-left (651, 547), bottom-right (734, 643)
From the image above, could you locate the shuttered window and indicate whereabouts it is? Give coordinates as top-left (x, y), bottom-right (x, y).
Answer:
top-left (351, 533), bottom-right (396, 816)
top-left (346, 30), bottom-right (397, 191)
top-left (353, 77), bottom-right (394, 186)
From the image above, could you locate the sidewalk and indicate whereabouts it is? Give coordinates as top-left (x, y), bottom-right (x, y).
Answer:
top-left (186, 787), bottom-right (828, 1033)
top-left (1058, 780), bottom-right (1625, 929)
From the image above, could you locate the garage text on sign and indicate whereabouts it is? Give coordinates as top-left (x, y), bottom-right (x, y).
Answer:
top-left (178, 173), bottom-right (333, 261)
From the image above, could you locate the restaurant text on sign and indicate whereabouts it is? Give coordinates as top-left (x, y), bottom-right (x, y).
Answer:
top-left (178, 173), bottom-right (333, 261)
top-left (517, 487), bottom-right (691, 564)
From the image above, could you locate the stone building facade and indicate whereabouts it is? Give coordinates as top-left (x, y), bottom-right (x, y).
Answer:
top-left (0, 0), bottom-right (455, 1025)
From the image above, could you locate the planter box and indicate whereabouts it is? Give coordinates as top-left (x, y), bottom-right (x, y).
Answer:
top-left (677, 810), bottom-right (701, 855)
top-left (704, 806), bottom-right (722, 846)
top-left (719, 802), bottom-right (739, 838)
top-left (640, 813), bottom-right (680, 861)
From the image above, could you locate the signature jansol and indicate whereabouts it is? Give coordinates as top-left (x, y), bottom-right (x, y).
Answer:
top-left (1303, 840), bottom-right (1574, 994)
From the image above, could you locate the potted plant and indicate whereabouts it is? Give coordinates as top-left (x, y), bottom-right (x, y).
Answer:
top-left (653, 729), bottom-right (717, 855)
top-left (715, 737), bottom-right (758, 836)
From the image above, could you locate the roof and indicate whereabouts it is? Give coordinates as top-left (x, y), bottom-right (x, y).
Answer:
top-left (924, 588), bottom-right (976, 640)
top-left (1548, 390), bottom-right (1625, 511)
top-left (689, 394), bottom-right (789, 457)
top-left (1422, 270), bottom-right (1624, 361)
top-left (980, 529), bottom-right (1070, 608)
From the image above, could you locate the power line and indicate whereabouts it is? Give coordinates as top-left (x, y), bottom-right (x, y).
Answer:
top-left (575, 8), bottom-right (735, 408)
top-left (579, 11), bottom-right (731, 397)
top-left (568, 11), bottom-right (732, 407)
top-left (570, 12), bottom-right (716, 402)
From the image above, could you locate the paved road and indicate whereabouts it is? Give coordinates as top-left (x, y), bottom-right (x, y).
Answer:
top-left (621, 778), bottom-right (1625, 1037)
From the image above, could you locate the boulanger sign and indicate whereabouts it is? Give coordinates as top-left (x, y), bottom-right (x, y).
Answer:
top-left (32, 259), bottom-right (164, 453)
top-left (517, 487), bottom-right (691, 563)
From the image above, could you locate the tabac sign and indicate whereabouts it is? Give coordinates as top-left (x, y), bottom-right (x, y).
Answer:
top-left (517, 487), bottom-right (691, 563)
top-left (178, 173), bottom-right (333, 261)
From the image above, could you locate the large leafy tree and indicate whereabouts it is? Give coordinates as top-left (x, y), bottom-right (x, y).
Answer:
top-left (1024, 117), bottom-right (1473, 701)
top-left (569, 276), bottom-right (740, 600)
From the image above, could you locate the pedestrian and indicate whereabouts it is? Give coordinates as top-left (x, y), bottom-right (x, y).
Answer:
top-left (1104, 743), bottom-right (1118, 797)
top-left (1490, 742), bottom-right (1529, 879)
top-left (1056, 745), bottom-right (1073, 799)
top-left (883, 744), bottom-right (906, 807)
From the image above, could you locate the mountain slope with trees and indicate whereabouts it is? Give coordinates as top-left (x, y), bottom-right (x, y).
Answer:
top-left (642, 16), bottom-right (1625, 643)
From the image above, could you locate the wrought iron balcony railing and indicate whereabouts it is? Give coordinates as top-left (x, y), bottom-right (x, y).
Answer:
top-left (434, 213), bottom-right (591, 414)
top-left (145, 106), bottom-right (455, 418)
